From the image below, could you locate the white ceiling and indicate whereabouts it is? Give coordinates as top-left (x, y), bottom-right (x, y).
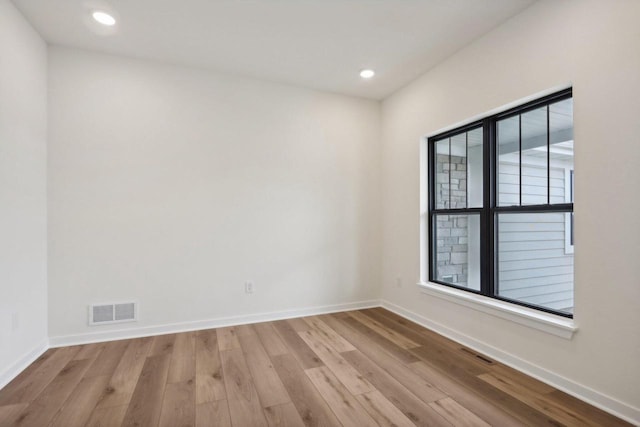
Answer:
top-left (12, 0), bottom-right (535, 99)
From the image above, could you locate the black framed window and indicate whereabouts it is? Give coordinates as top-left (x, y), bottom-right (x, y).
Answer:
top-left (428, 89), bottom-right (574, 317)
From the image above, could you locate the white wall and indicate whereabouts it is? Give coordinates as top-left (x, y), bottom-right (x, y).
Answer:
top-left (48, 47), bottom-right (381, 340)
top-left (381, 0), bottom-right (640, 421)
top-left (0, 0), bottom-right (48, 385)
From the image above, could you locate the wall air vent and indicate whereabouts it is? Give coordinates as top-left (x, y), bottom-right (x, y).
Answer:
top-left (89, 301), bottom-right (137, 325)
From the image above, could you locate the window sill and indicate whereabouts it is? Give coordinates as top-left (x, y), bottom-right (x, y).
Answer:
top-left (417, 282), bottom-right (577, 339)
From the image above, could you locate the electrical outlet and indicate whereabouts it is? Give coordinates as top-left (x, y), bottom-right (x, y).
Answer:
top-left (395, 276), bottom-right (402, 288)
top-left (245, 281), bottom-right (254, 294)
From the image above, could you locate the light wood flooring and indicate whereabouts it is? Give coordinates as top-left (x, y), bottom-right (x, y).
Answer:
top-left (0, 308), bottom-right (631, 426)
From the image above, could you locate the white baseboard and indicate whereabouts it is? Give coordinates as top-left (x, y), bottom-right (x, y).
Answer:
top-left (380, 299), bottom-right (640, 426)
top-left (0, 339), bottom-right (49, 390)
top-left (49, 299), bottom-right (381, 347)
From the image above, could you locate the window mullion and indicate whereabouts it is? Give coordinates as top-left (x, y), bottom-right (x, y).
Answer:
top-left (448, 137), bottom-right (451, 209)
top-left (465, 132), bottom-right (469, 208)
top-left (518, 114), bottom-right (522, 207)
top-left (547, 105), bottom-right (551, 205)
top-left (481, 118), bottom-right (493, 297)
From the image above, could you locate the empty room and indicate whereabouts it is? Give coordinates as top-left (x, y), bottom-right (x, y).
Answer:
top-left (1, 0), bottom-right (639, 426)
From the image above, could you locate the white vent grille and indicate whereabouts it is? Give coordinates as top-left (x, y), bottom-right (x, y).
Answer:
top-left (92, 305), bottom-right (114, 323)
top-left (115, 302), bottom-right (135, 321)
top-left (89, 302), bottom-right (137, 325)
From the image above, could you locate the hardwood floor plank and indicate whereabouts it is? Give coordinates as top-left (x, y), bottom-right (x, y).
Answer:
top-left (364, 308), bottom-right (449, 347)
top-left (366, 308), bottom-right (473, 356)
top-left (93, 337), bottom-right (153, 409)
top-left (335, 313), bottom-right (420, 364)
top-left (429, 397), bottom-right (491, 427)
top-left (11, 358), bottom-right (92, 426)
top-left (287, 317), bottom-right (312, 332)
top-left (547, 390), bottom-right (633, 427)
top-left (408, 349), bottom-right (558, 426)
top-left (0, 346), bottom-right (79, 405)
top-left (84, 339), bottom-right (131, 379)
top-left (49, 374), bottom-right (111, 427)
top-left (73, 343), bottom-right (106, 361)
top-left (409, 361), bottom-right (524, 427)
top-left (303, 316), bottom-right (356, 353)
top-left (159, 379), bottom-right (196, 427)
top-left (171, 330), bottom-right (197, 359)
top-left (366, 309), bottom-right (501, 375)
top-left (121, 354), bottom-right (171, 427)
top-left (237, 330), bottom-right (291, 408)
top-left (349, 310), bottom-right (420, 349)
top-left (298, 329), bottom-right (374, 395)
top-left (110, 337), bottom-right (154, 384)
top-left (235, 323), bottom-right (258, 337)
top-left (220, 348), bottom-right (268, 427)
top-left (264, 402), bottom-right (306, 427)
top-left (271, 353), bottom-right (341, 427)
top-left (0, 403), bottom-right (28, 427)
top-left (168, 331), bottom-right (196, 383)
top-left (196, 400), bottom-right (231, 427)
top-left (355, 390), bottom-right (417, 427)
top-left (368, 308), bottom-right (495, 371)
top-left (341, 350), bottom-right (450, 427)
top-left (322, 316), bottom-right (445, 404)
top-left (1, 349), bottom-right (55, 393)
top-left (338, 312), bottom-right (564, 427)
top-left (85, 404), bottom-right (128, 427)
top-left (490, 364), bottom-right (555, 395)
top-left (305, 366), bottom-right (377, 427)
top-left (410, 344), bottom-right (490, 378)
top-left (195, 329), bottom-right (226, 403)
top-left (272, 320), bottom-right (324, 370)
top-left (254, 322), bottom-right (290, 357)
top-left (149, 333), bottom-right (177, 357)
top-left (479, 372), bottom-right (604, 427)
top-left (0, 350), bottom-right (52, 401)
top-left (217, 326), bottom-right (241, 351)
top-left (367, 308), bottom-right (426, 331)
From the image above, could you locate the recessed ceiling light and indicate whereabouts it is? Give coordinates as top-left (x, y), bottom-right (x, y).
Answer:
top-left (360, 69), bottom-right (375, 79)
top-left (92, 11), bottom-right (116, 26)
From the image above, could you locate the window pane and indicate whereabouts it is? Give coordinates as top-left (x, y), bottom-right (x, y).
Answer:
top-left (550, 98), bottom-right (574, 204)
top-left (434, 214), bottom-right (480, 291)
top-left (435, 138), bottom-right (449, 209)
top-left (433, 128), bottom-right (483, 210)
top-left (521, 107), bottom-right (548, 205)
top-left (467, 127), bottom-right (483, 208)
top-left (497, 212), bottom-right (574, 315)
top-left (497, 116), bottom-right (520, 206)
top-left (450, 133), bottom-right (467, 208)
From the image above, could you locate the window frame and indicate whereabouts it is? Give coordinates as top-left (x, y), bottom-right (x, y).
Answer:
top-left (427, 88), bottom-right (573, 319)
top-left (564, 168), bottom-right (575, 254)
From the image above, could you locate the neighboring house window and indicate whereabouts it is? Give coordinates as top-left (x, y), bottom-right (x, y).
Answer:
top-left (428, 89), bottom-right (574, 317)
